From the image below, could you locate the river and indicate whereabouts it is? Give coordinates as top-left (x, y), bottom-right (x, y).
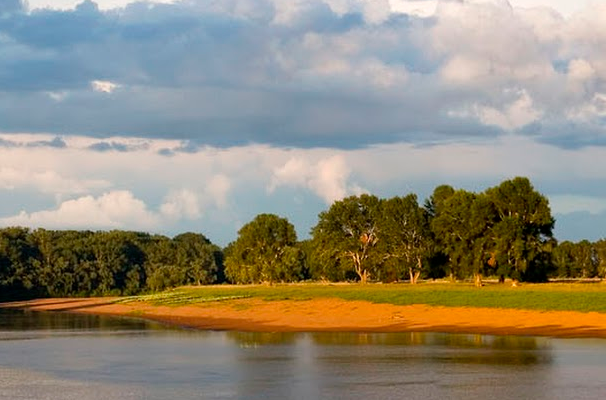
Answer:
top-left (1, 309), bottom-right (606, 399)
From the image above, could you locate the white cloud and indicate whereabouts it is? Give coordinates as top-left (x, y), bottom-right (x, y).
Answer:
top-left (46, 91), bottom-right (68, 102)
top-left (206, 174), bottom-right (231, 208)
top-left (456, 89), bottom-right (543, 130)
top-left (0, 167), bottom-right (110, 195)
top-left (160, 189), bottom-right (201, 219)
top-left (0, 191), bottom-right (159, 230)
top-left (567, 93), bottom-right (606, 121)
top-left (157, 176), bottom-right (231, 221)
top-left (269, 154), bottom-right (361, 203)
top-left (509, 0), bottom-right (602, 17)
top-left (389, 0), bottom-right (437, 17)
top-left (91, 80), bottom-right (120, 94)
top-left (568, 59), bottom-right (596, 82)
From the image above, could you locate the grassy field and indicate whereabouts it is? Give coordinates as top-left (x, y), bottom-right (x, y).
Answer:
top-left (116, 281), bottom-right (606, 314)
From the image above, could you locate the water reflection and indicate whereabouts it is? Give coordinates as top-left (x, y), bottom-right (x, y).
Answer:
top-left (225, 331), bottom-right (552, 366)
top-left (226, 331), bottom-right (298, 347)
top-left (1, 309), bottom-right (606, 400)
top-left (0, 308), bottom-right (162, 332)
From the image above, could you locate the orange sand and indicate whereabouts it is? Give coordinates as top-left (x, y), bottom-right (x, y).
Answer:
top-left (4, 297), bottom-right (606, 338)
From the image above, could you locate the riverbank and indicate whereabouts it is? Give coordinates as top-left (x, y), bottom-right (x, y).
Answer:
top-left (3, 297), bottom-right (606, 338)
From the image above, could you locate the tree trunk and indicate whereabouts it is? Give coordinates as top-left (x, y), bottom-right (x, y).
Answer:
top-left (474, 273), bottom-right (483, 287)
top-left (409, 269), bottom-right (421, 284)
top-left (410, 256), bottom-right (423, 284)
top-left (360, 269), bottom-right (369, 284)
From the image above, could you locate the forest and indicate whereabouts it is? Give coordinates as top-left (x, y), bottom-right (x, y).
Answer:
top-left (1, 177), bottom-right (605, 301)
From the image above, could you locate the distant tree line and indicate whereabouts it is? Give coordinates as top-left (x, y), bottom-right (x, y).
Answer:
top-left (1, 177), bottom-right (606, 301)
top-left (0, 229), bottom-right (222, 300)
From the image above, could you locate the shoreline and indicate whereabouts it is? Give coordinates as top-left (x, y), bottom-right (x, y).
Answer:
top-left (3, 297), bottom-right (606, 339)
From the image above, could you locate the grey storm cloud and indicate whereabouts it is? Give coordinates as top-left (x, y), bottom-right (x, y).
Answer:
top-left (0, 135), bottom-right (66, 148)
top-left (0, 0), bottom-right (605, 148)
top-left (87, 140), bottom-right (148, 152)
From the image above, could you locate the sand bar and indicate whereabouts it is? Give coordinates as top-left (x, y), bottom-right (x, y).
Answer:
top-left (3, 297), bottom-right (606, 338)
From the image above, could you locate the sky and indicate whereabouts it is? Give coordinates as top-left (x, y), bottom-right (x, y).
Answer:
top-left (1, 0), bottom-right (606, 246)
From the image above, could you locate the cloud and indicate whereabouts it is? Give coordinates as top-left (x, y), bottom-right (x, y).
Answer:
top-left (0, 190), bottom-right (159, 230)
top-left (269, 154), bottom-right (363, 203)
top-left (87, 140), bottom-right (148, 152)
top-left (0, 0), bottom-right (24, 14)
top-left (451, 89), bottom-right (543, 130)
top-left (1, 0), bottom-right (603, 148)
top-left (206, 174), bottom-right (231, 208)
top-left (161, 189), bottom-right (201, 219)
top-left (91, 80), bottom-right (120, 93)
top-left (28, 1), bottom-right (180, 11)
top-left (3, 133), bottom-right (606, 243)
top-left (159, 174), bottom-right (232, 220)
top-left (0, 135), bottom-right (66, 149)
top-left (0, 167), bottom-right (110, 195)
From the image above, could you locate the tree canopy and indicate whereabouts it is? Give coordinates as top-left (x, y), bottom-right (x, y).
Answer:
top-left (224, 214), bottom-right (304, 284)
top-left (310, 194), bottom-right (382, 284)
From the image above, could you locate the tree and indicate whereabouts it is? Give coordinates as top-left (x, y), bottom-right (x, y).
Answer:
top-left (425, 185), bottom-right (456, 281)
top-left (594, 240), bottom-right (606, 279)
top-left (0, 227), bottom-right (39, 300)
top-left (173, 233), bottom-right (221, 285)
top-left (486, 177), bottom-right (554, 282)
top-left (467, 193), bottom-right (499, 286)
top-left (425, 185), bottom-right (456, 219)
top-left (380, 194), bottom-right (431, 284)
top-left (311, 194), bottom-right (382, 284)
top-left (431, 190), bottom-right (477, 283)
top-left (224, 214), bottom-right (303, 284)
top-left (553, 240), bottom-right (598, 279)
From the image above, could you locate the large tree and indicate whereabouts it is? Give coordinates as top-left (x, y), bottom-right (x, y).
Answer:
top-left (311, 194), bottom-right (382, 284)
top-left (485, 177), bottom-right (554, 282)
top-left (431, 190), bottom-right (498, 286)
top-left (173, 232), bottom-right (222, 285)
top-left (0, 227), bottom-right (39, 299)
top-left (224, 214), bottom-right (303, 284)
top-left (380, 194), bottom-right (431, 284)
top-left (431, 190), bottom-right (477, 283)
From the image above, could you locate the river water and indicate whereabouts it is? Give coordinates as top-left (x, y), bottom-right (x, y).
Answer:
top-left (1, 309), bottom-right (606, 399)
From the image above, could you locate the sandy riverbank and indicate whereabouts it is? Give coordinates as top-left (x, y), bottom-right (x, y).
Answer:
top-left (3, 297), bottom-right (606, 338)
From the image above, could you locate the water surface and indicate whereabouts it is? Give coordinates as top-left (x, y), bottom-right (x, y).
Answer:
top-left (1, 309), bottom-right (605, 399)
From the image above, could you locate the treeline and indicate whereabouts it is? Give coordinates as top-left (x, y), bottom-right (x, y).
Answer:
top-left (0, 229), bottom-right (222, 300)
top-left (552, 240), bottom-right (606, 279)
top-left (226, 177), bottom-right (555, 285)
top-left (1, 177), bottom-right (606, 300)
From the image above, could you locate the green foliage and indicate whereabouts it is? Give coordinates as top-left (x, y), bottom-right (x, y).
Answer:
top-left (173, 233), bottom-right (221, 285)
top-left (485, 177), bottom-right (554, 282)
top-left (146, 264), bottom-right (187, 292)
top-left (380, 194), bottom-right (431, 283)
top-left (310, 194), bottom-right (382, 283)
top-left (224, 214), bottom-right (304, 283)
top-left (431, 190), bottom-right (479, 281)
top-left (552, 240), bottom-right (599, 279)
top-left (0, 227), bottom-right (40, 299)
top-left (0, 228), bottom-right (223, 300)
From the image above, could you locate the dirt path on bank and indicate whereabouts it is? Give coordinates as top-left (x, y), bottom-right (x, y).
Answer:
top-left (3, 297), bottom-right (606, 338)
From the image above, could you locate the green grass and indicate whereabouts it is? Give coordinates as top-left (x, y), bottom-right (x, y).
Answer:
top-left (116, 282), bottom-right (606, 313)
